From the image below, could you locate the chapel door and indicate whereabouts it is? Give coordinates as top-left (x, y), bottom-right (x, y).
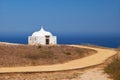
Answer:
top-left (46, 39), bottom-right (49, 45)
top-left (45, 36), bottom-right (50, 45)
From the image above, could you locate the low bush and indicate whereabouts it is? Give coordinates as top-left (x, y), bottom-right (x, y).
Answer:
top-left (38, 45), bottom-right (42, 48)
top-left (39, 50), bottom-right (54, 58)
top-left (104, 56), bottom-right (120, 80)
top-left (25, 54), bottom-right (40, 60)
top-left (64, 52), bottom-right (71, 55)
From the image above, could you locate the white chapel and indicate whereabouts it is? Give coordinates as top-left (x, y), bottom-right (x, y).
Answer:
top-left (28, 27), bottom-right (57, 45)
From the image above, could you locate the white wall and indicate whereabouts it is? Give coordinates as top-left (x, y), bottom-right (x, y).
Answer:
top-left (49, 36), bottom-right (57, 44)
top-left (28, 36), bottom-right (57, 45)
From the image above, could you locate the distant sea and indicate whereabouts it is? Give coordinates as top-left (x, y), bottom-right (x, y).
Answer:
top-left (0, 35), bottom-right (120, 48)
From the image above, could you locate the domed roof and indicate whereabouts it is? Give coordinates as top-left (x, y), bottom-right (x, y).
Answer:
top-left (32, 27), bottom-right (53, 37)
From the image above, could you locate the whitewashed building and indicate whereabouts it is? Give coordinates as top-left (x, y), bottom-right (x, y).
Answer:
top-left (28, 27), bottom-right (57, 45)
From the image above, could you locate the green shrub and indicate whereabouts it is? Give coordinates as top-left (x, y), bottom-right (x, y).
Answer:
top-left (25, 55), bottom-right (40, 60)
top-left (40, 50), bottom-right (54, 58)
top-left (104, 56), bottom-right (120, 80)
top-left (64, 52), bottom-right (71, 55)
top-left (38, 45), bottom-right (42, 49)
top-left (48, 46), bottom-right (52, 49)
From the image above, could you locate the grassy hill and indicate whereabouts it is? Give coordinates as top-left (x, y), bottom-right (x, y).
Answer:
top-left (0, 44), bottom-right (96, 67)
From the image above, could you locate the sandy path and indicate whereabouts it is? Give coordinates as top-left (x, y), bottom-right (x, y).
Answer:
top-left (71, 68), bottom-right (113, 80)
top-left (0, 45), bottom-right (117, 73)
top-left (78, 68), bottom-right (112, 80)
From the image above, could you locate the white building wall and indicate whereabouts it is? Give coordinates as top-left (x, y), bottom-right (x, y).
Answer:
top-left (28, 36), bottom-right (36, 45)
top-left (49, 37), bottom-right (53, 44)
top-left (38, 37), bottom-right (45, 45)
top-left (28, 36), bottom-right (57, 45)
top-left (54, 36), bottom-right (57, 44)
top-left (49, 36), bottom-right (57, 44)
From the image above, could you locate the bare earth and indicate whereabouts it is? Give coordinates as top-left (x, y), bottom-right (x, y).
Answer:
top-left (0, 43), bottom-right (117, 80)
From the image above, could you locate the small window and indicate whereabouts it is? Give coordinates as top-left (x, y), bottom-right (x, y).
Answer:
top-left (45, 35), bottom-right (50, 38)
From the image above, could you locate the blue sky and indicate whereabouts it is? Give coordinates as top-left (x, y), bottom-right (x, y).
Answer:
top-left (0, 0), bottom-right (120, 37)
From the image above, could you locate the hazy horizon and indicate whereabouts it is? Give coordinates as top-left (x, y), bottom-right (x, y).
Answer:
top-left (0, 0), bottom-right (120, 47)
top-left (0, 0), bottom-right (120, 37)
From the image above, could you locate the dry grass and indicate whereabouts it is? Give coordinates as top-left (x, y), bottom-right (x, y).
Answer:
top-left (0, 44), bottom-right (96, 67)
top-left (0, 70), bottom-right (82, 80)
top-left (104, 48), bottom-right (120, 80)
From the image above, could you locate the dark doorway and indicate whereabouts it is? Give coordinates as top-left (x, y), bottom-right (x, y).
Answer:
top-left (46, 39), bottom-right (49, 45)
top-left (45, 35), bottom-right (50, 45)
